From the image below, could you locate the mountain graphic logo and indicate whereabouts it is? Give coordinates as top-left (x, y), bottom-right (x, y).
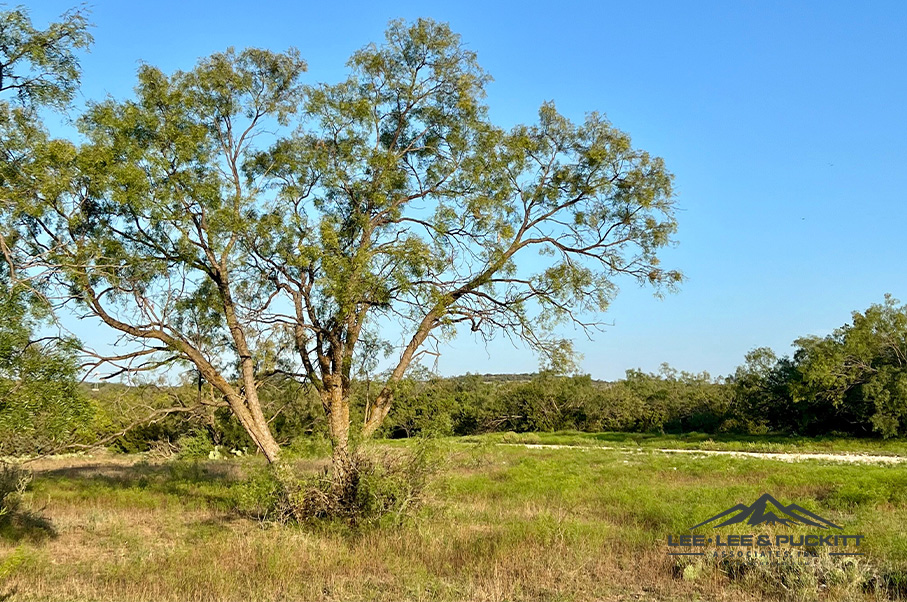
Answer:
top-left (690, 493), bottom-right (842, 530)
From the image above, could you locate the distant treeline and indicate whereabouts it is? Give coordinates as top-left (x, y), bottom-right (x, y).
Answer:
top-left (2, 296), bottom-right (907, 456)
top-left (391, 295), bottom-right (907, 439)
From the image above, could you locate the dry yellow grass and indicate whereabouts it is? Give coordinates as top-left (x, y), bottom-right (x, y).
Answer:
top-left (1, 443), bottom-right (904, 601)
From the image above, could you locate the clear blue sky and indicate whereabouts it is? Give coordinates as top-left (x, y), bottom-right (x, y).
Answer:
top-left (29, 0), bottom-right (907, 380)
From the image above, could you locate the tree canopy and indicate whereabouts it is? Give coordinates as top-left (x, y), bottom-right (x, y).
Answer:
top-left (791, 295), bottom-right (907, 437)
top-left (3, 18), bottom-right (680, 487)
top-left (0, 6), bottom-right (93, 454)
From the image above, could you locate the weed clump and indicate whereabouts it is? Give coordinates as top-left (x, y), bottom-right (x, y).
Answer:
top-left (0, 463), bottom-right (30, 521)
top-left (237, 443), bottom-right (439, 529)
top-left (673, 553), bottom-right (904, 601)
top-left (0, 462), bottom-right (54, 541)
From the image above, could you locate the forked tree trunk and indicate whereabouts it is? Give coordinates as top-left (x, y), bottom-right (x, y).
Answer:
top-left (247, 418), bottom-right (282, 463)
top-left (218, 386), bottom-right (281, 463)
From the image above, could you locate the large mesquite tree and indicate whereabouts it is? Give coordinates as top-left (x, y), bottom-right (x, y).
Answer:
top-left (8, 19), bottom-right (680, 487)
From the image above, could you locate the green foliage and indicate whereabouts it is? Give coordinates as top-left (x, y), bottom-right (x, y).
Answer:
top-left (298, 443), bottom-right (439, 528)
top-left (372, 375), bottom-right (458, 437)
top-left (0, 291), bottom-right (93, 455)
top-left (0, 6), bottom-right (92, 109)
top-left (674, 554), bottom-right (882, 602)
top-left (175, 430), bottom-right (216, 459)
top-left (593, 366), bottom-right (732, 433)
top-left (0, 7), bottom-right (94, 457)
top-left (283, 433), bottom-right (332, 458)
top-left (53, 291), bottom-right (907, 454)
top-left (376, 369), bottom-right (733, 438)
top-left (0, 460), bottom-right (53, 542)
top-left (232, 463), bottom-right (292, 522)
top-left (5, 13), bottom-right (902, 464)
top-left (1, 5), bottom-right (92, 272)
top-left (494, 373), bottom-right (594, 432)
top-left (75, 373), bottom-right (329, 457)
top-left (792, 295), bottom-right (907, 437)
top-left (373, 295), bottom-right (907, 441)
top-left (731, 295), bottom-right (907, 438)
top-left (1, 17), bottom-right (681, 469)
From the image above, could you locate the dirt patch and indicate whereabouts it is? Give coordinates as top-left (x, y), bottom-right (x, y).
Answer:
top-left (513, 443), bottom-right (907, 464)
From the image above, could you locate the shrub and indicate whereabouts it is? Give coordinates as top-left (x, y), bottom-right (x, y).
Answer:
top-left (301, 444), bottom-right (437, 527)
top-left (237, 441), bottom-right (440, 528)
top-left (0, 463), bottom-right (30, 522)
top-left (673, 553), bottom-right (899, 601)
top-left (175, 430), bottom-right (215, 459)
top-left (0, 461), bottom-right (53, 542)
top-left (233, 464), bottom-right (294, 523)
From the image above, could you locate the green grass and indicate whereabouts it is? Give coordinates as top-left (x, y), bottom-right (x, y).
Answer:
top-left (1, 438), bottom-right (906, 601)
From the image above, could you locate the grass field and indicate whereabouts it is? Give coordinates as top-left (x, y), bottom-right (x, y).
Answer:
top-left (2, 436), bottom-right (907, 601)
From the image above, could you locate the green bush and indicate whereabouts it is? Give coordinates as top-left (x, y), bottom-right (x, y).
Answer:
top-left (233, 464), bottom-right (292, 522)
top-left (237, 442), bottom-right (440, 528)
top-left (175, 430), bottom-right (215, 459)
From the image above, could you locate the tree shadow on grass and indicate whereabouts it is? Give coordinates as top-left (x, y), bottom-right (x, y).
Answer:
top-left (31, 458), bottom-right (329, 529)
top-left (37, 460), bottom-right (241, 483)
top-left (40, 460), bottom-right (319, 515)
top-left (0, 508), bottom-right (56, 544)
top-left (37, 458), bottom-right (326, 505)
top-left (1, 464), bottom-right (56, 544)
top-left (37, 461), bottom-right (246, 512)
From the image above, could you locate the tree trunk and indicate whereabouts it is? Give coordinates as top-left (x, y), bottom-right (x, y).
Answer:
top-left (324, 384), bottom-right (354, 497)
top-left (331, 429), bottom-right (353, 496)
top-left (251, 422), bottom-right (282, 463)
top-left (221, 389), bottom-right (282, 463)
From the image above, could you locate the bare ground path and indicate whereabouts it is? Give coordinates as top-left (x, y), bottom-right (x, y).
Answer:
top-left (511, 443), bottom-right (907, 464)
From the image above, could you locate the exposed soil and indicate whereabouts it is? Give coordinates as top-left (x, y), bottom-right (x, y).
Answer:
top-left (515, 443), bottom-right (907, 464)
